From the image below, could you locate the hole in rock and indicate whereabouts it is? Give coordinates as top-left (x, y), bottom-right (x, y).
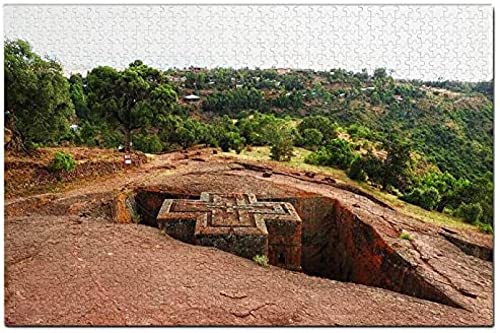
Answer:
top-left (133, 189), bottom-right (462, 309)
top-left (134, 189), bottom-right (198, 227)
top-left (278, 252), bottom-right (286, 265)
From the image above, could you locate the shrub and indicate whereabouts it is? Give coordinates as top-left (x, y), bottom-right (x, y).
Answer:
top-left (400, 186), bottom-right (441, 211)
top-left (359, 152), bottom-right (385, 185)
top-left (253, 254), bottom-right (269, 267)
top-left (175, 126), bottom-right (197, 149)
top-left (347, 123), bottom-right (371, 140)
top-left (348, 156), bottom-right (367, 181)
top-left (297, 115), bottom-right (336, 143)
top-left (304, 138), bottom-right (355, 170)
top-left (270, 140), bottom-right (294, 162)
top-left (381, 136), bottom-right (413, 191)
top-left (443, 207), bottom-right (454, 215)
top-left (74, 122), bottom-right (124, 148)
top-left (304, 146), bottom-right (329, 165)
top-left (455, 202), bottom-right (483, 224)
top-left (399, 230), bottom-right (412, 240)
top-left (326, 139), bottom-right (356, 169)
top-left (49, 151), bottom-right (76, 172)
top-left (301, 128), bottom-right (323, 148)
top-left (387, 185), bottom-right (403, 197)
top-left (219, 131), bottom-right (245, 153)
top-left (477, 223), bottom-right (493, 234)
top-left (133, 133), bottom-right (163, 154)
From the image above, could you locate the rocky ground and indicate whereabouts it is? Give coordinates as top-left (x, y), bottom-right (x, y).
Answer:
top-left (4, 148), bottom-right (493, 326)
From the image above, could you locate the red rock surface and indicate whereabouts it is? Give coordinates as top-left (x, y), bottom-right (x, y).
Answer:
top-left (4, 148), bottom-right (493, 326)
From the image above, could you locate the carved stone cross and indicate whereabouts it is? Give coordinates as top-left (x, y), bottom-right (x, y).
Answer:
top-left (157, 192), bottom-right (302, 270)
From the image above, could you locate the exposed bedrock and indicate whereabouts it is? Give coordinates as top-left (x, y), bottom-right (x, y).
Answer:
top-left (275, 196), bottom-right (463, 308)
top-left (133, 186), bottom-right (469, 308)
top-left (439, 230), bottom-right (493, 262)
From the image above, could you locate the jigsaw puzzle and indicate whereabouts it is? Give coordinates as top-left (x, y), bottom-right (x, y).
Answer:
top-left (3, 4), bottom-right (494, 328)
top-left (3, 5), bottom-right (492, 80)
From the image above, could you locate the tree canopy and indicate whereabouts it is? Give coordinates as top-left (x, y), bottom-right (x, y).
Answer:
top-left (5, 39), bottom-right (74, 148)
top-left (86, 60), bottom-right (178, 150)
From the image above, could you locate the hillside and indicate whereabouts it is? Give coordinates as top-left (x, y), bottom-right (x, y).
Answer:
top-left (165, 67), bottom-right (493, 183)
top-left (65, 66), bottom-right (495, 232)
top-left (5, 39), bottom-right (494, 233)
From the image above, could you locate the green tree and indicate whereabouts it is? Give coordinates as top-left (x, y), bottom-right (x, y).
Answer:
top-left (455, 202), bottom-right (483, 224)
top-left (373, 68), bottom-right (388, 80)
top-left (347, 123), bottom-right (371, 140)
top-left (298, 116), bottom-right (337, 143)
top-left (133, 132), bottom-right (163, 153)
top-left (175, 126), bottom-right (196, 149)
top-left (359, 151), bottom-right (385, 185)
top-left (305, 138), bottom-right (355, 170)
top-left (202, 87), bottom-right (264, 115)
top-left (326, 139), bottom-right (356, 169)
top-left (301, 128), bottom-right (323, 149)
top-left (237, 112), bottom-right (282, 146)
top-left (381, 136), bottom-right (413, 191)
top-left (348, 156), bottom-right (367, 181)
top-left (400, 186), bottom-right (441, 211)
top-left (5, 39), bottom-right (75, 149)
top-left (86, 60), bottom-right (177, 151)
top-left (270, 123), bottom-right (295, 162)
top-left (68, 73), bottom-right (90, 119)
top-left (157, 114), bottom-right (182, 149)
top-left (219, 131), bottom-right (245, 153)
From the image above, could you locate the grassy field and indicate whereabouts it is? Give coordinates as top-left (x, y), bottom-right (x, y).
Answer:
top-left (226, 146), bottom-right (475, 230)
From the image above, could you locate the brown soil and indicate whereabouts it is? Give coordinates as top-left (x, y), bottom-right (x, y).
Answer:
top-left (4, 147), bottom-right (148, 199)
top-left (4, 147), bottom-right (493, 326)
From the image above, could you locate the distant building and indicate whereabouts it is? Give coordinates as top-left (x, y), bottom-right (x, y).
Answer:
top-left (183, 94), bottom-right (201, 102)
top-left (276, 68), bottom-right (291, 75)
top-left (168, 76), bottom-right (184, 82)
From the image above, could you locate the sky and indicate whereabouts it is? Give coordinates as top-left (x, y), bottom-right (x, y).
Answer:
top-left (3, 4), bottom-right (494, 81)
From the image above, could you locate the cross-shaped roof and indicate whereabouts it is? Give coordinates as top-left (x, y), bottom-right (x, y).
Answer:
top-left (156, 192), bottom-right (302, 269)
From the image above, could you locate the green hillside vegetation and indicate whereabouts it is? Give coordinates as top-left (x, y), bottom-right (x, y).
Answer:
top-left (227, 146), bottom-right (478, 230)
top-left (4, 39), bottom-right (493, 232)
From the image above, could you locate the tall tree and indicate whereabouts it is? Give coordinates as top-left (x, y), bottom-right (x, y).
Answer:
top-left (68, 73), bottom-right (90, 119)
top-left (86, 60), bottom-right (178, 150)
top-left (382, 135), bottom-right (413, 191)
top-left (5, 39), bottom-right (74, 149)
top-left (270, 123), bottom-right (295, 162)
